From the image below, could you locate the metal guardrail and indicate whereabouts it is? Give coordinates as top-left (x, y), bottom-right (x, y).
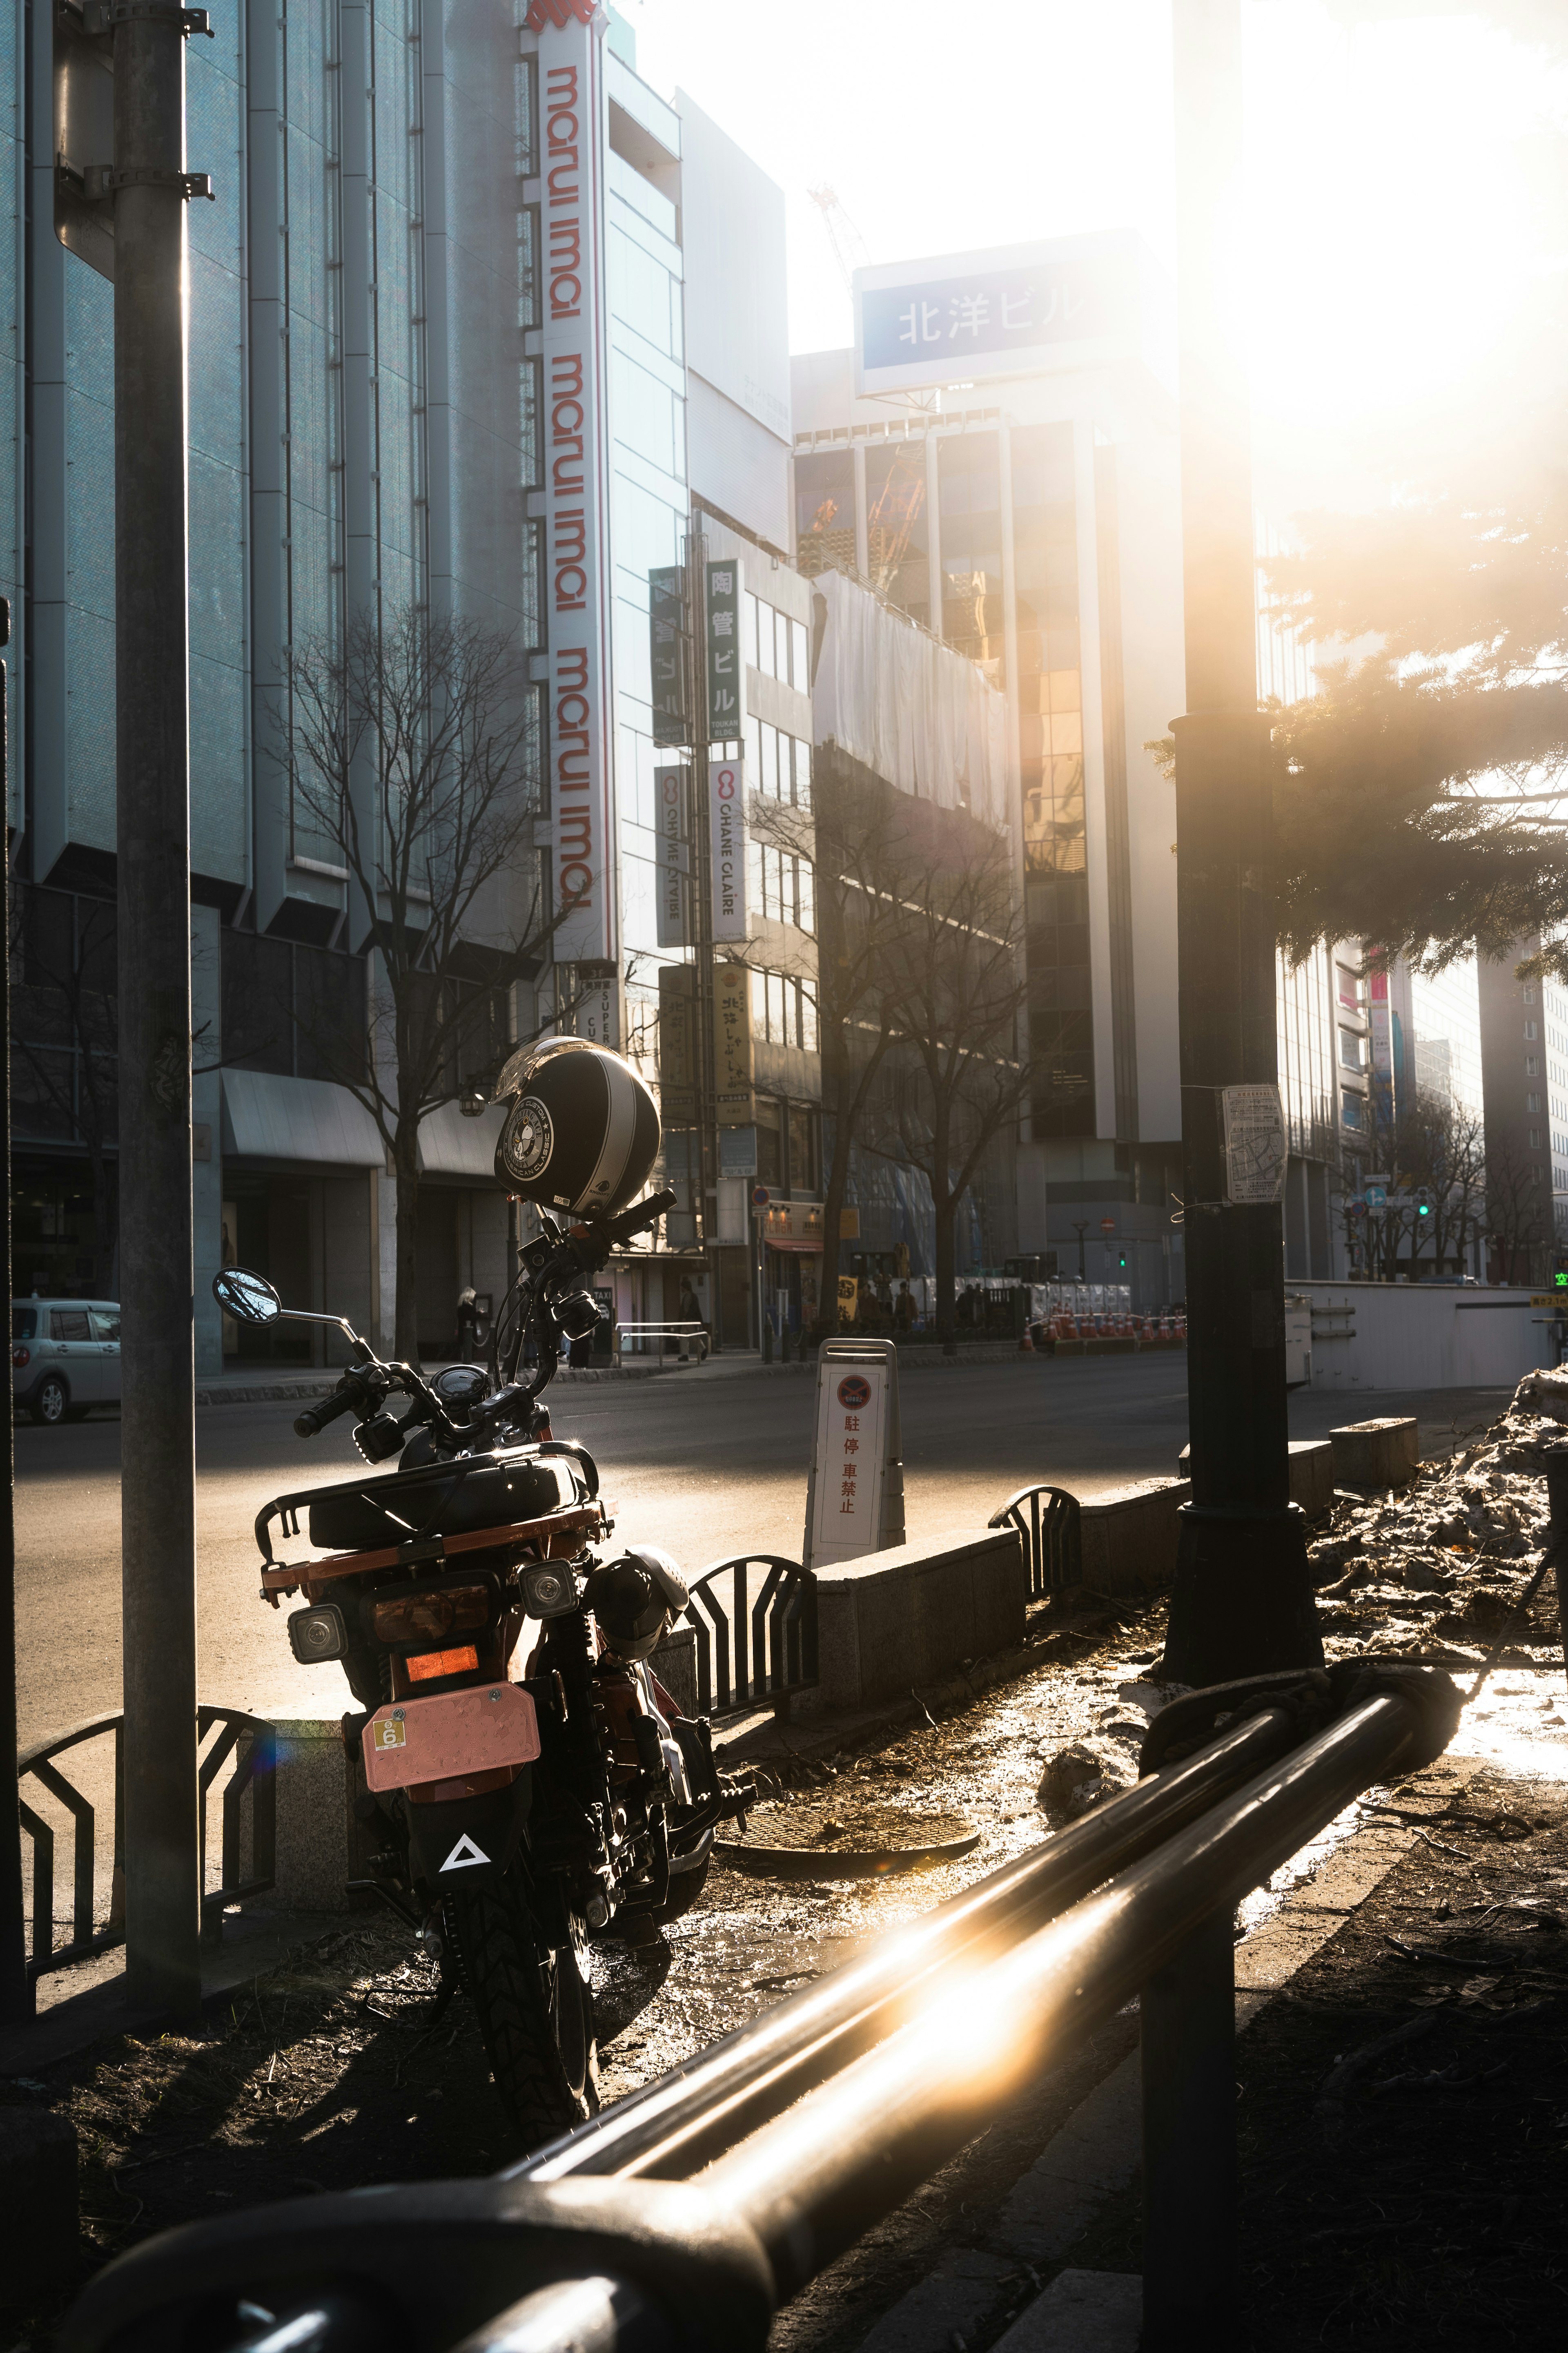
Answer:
top-left (16, 1705), bottom-right (276, 2007)
top-left (686, 1554), bottom-right (818, 1717)
top-left (989, 1481), bottom-right (1083, 1596)
top-left (610, 1320), bottom-right (710, 1367)
top-left (60, 1666), bottom-right (1459, 2352)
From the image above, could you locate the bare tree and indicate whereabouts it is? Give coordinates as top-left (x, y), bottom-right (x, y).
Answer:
top-left (1486, 1137), bottom-right (1554, 1287)
top-left (283, 608), bottom-right (563, 1359)
top-left (751, 765), bottom-right (918, 1331)
top-left (1399, 1089), bottom-right (1488, 1276)
top-left (869, 814), bottom-right (1039, 1349)
top-left (9, 886), bottom-right (119, 1293)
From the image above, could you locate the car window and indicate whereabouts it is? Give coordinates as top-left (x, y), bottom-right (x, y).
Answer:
top-left (51, 1309), bottom-right (91, 1342)
top-left (12, 1309), bottom-right (36, 1340)
top-left (90, 1309), bottom-right (121, 1343)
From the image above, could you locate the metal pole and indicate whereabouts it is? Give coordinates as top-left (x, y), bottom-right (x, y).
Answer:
top-left (686, 522), bottom-right (722, 1350)
top-left (114, 11), bottom-right (201, 2010)
top-left (1141, 1905), bottom-right (1237, 2351)
top-left (1160, 0), bottom-right (1321, 1685)
top-left (0, 602), bottom-right (27, 2026)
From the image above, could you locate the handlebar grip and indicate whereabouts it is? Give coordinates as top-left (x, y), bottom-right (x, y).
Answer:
top-left (294, 1384), bottom-right (363, 1439)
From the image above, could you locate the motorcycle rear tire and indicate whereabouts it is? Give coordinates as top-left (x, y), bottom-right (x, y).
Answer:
top-left (445, 1881), bottom-right (598, 2145)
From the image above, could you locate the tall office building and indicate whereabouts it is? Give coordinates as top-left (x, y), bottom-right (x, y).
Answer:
top-left (4, 3), bottom-right (811, 1365)
top-left (793, 232), bottom-right (1187, 1305)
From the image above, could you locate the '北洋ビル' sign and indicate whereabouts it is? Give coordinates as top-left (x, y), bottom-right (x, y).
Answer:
top-left (536, 10), bottom-right (617, 964)
top-left (855, 231), bottom-right (1140, 398)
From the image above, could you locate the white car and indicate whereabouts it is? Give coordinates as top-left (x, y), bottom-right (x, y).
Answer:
top-left (11, 1297), bottom-right (122, 1425)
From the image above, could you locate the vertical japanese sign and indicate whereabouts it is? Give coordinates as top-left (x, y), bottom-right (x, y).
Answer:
top-left (709, 754), bottom-right (747, 943)
top-left (654, 763), bottom-right (688, 947)
top-left (656, 964), bottom-right (696, 1124)
top-left (712, 960), bottom-right (755, 1124)
top-left (649, 566), bottom-right (689, 747)
top-left (808, 1360), bottom-right (889, 1568)
top-left (705, 558), bottom-right (744, 741)
top-left (534, 7), bottom-right (617, 964)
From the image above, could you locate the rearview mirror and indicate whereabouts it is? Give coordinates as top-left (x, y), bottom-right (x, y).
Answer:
top-left (213, 1267), bottom-right (282, 1327)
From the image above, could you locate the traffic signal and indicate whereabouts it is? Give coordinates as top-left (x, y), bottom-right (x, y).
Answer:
top-left (1415, 1188), bottom-right (1431, 1220)
top-left (1555, 1267), bottom-right (1568, 1290)
top-left (1117, 1249), bottom-right (1127, 1269)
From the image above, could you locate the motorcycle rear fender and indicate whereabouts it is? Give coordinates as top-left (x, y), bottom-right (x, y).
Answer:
top-left (400, 1768), bottom-right (532, 1896)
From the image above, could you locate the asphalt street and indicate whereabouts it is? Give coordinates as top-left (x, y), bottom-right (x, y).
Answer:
top-left (16, 1356), bottom-right (1517, 1746)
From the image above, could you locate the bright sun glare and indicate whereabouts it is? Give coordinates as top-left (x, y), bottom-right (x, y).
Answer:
top-left (627, 1), bottom-right (1568, 513)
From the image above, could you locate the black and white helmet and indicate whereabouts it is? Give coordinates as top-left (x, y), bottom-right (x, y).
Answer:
top-left (492, 1038), bottom-right (660, 1217)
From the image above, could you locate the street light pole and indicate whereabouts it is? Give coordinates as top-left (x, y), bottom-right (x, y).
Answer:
top-left (1161, 0), bottom-right (1322, 1686)
top-left (114, 11), bottom-right (201, 2009)
top-left (0, 602), bottom-right (26, 2027)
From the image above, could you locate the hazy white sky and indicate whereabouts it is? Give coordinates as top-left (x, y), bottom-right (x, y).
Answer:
top-left (623, 1), bottom-right (1568, 515)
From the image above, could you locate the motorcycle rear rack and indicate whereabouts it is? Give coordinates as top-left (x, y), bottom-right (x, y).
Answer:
top-left (257, 1500), bottom-right (606, 1602)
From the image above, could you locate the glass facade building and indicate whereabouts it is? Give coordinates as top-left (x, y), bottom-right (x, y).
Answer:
top-left (6, 6), bottom-right (802, 1362)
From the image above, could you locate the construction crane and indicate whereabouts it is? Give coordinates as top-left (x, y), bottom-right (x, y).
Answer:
top-left (806, 183), bottom-right (870, 296)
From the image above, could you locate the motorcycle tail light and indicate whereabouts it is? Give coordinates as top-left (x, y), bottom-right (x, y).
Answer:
top-left (373, 1584), bottom-right (489, 1648)
top-left (521, 1562), bottom-right (579, 1618)
top-left (406, 1644), bottom-right (479, 1682)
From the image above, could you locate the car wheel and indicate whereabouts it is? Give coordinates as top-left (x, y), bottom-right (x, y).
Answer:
top-left (32, 1375), bottom-right (68, 1427)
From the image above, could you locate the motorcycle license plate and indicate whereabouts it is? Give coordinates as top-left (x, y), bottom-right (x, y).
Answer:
top-left (362, 1684), bottom-right (541, 1793)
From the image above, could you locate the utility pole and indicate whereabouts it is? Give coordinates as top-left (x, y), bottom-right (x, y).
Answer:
top-left (0, 598), bottom-right (26, 2027)
top-left (114, 11), bottom-right (202, 2009)
top-left (1161, 0), bottom-right (1322, 1686)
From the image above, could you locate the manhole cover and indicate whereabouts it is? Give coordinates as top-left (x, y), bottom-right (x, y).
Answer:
top-left (716, 1795), bottom-right (979, 1880)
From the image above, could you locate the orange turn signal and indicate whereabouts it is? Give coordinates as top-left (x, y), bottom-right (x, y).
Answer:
top-left (405, 1645), bottom-right (479, 1683)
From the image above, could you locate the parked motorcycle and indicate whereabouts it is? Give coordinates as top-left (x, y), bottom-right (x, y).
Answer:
top-left (214, 1040), bottom-right (753, 2146)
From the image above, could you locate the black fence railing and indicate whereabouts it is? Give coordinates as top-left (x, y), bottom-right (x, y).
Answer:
top-left (16, 1705), bottom-right (276, 2007)
top-left (686, 1554), bottom-right (818, 1717)
top-left (60, 1664), bottom-right (1461, 2353)
top-left (989, 1481), bottom-right (1083, 1596)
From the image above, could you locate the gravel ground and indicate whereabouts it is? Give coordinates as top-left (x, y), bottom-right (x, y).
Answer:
top-left (7, 1380), bottom-right (1568, 2349)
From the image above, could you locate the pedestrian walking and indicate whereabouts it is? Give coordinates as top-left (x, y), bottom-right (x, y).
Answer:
top-left (455, 1286), bottom-right (480, 1362)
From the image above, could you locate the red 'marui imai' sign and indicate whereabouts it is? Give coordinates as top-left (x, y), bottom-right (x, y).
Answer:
top-left (532, 3), bottom-right (617, 964)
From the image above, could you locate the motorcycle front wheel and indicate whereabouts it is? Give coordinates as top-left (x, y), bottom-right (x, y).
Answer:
top-left (445, 1878), bottom-right (598, 2146)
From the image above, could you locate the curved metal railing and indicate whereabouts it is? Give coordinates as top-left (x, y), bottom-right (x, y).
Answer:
top-left (686, 1554), bottom-right (817, 1717)
top-left (16, 1704), bottom-right (276, 2006)
top-left (988, 1482), bottom-right (1083, 1597)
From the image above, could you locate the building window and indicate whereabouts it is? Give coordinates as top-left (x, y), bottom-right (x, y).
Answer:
top-left (1336, 964), bottom-right (1363, 1009)
top-left (865, 440), bottom-right (930, 626)
top-left (1530, 1128), bottom-right (1544, 1148)
top-left (1342, 1091), bottom-right (1365, 1130)
top-left (1525, 1019), bottom-right (1539, 1039)
top-left (1528, 1091), bottom-right (1543, 1112)
top-left (1527, 1056), bottom-right (1540, 1076)
top-left (1338, 1026), bottom-right (1366, 1071)
top-left (1523, 984), bottom-right (1537, 1003)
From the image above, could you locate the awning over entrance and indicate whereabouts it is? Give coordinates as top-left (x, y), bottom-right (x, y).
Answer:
top-left (418, 1100), bottom-right (507, 1180)
top-left (220, 1069), bottom-right (385, 1166)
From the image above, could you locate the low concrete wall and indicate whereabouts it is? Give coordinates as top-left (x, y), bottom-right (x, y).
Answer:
top-left (1330, 1416), bottom-right (1419, 1492)
top-left (1078, 1479), bottom-right (1189, 1596)
top-left (1298, 1281), bottom-right (1551, 1392)
top-left (1178, 1441), bottom-right (1334, 1522)
top-left (794, 1526), bottom-right (1026, 1716)
top-left (264, 1720), bottom-right (376, 1913)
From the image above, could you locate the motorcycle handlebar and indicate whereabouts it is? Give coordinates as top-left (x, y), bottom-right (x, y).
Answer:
top-left (294, 1383), bottom-right (365, 1440)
